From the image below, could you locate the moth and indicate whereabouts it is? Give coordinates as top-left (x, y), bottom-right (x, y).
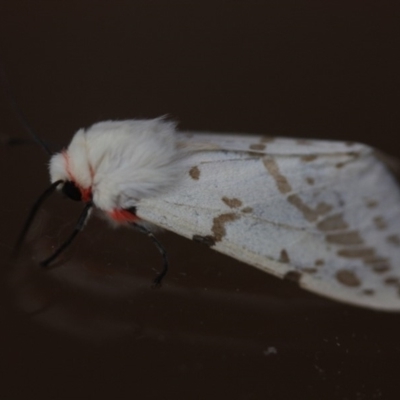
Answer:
top-left (16, 118), bottom-right (400, 311)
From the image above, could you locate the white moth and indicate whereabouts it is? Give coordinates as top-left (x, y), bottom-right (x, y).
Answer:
top-left (19, 118), bottom-right (400, 311)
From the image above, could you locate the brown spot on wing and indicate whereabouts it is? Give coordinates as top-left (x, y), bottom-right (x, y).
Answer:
top-left (249, 143), bottom-right (266, 151)
top-left (211, 213), bottom-right (240, 242)
top-left (365, 199), bottom-right (378, 208)
top-left (316, 203), bottom-right (334, 215)
top-left (335, 247), bottom-right (391, 274)
top-left (279, 249), bottom-right (290, 263)
top-left (362, 289), bottom-right (375, 296)
top-left (241, 207), bottom-right (253, 213)
top-left (384, 277), bottom-right (399, 285)
top-left (189, 166), bottom-right (200, 180)
top-left (373, 216), bottom-right (387, 230)
top-left (287, 195), bottom-right (332, 222)
top-left (337, 248), bottom-right (375, 259)
top-left (305, 177), bottom-right (315, 185)
top-left (284, 270), bottom-right (302, 283)
top-left (387, 234), bottom-right (400, 246)
top-left (325, 231), bottom-right (364, 245)
top-left (301, 154), bottom-right (318, 162)
top-left (315, 259), bottom-right (325, 266)
top-left (372, 265), bottom-right (391, 273)
top-left (364, 256), bottom-right (389, 265)
top-left (222, 197), bottom-right (243, 208)
top-left (317, 214), bottom-right (348, 231)
top-left (263, 157), bottom-right (292, 194)
top-left (364, 256), bottom-right (391, 273)
top-left (335, 153), bottom-right (360, 169)
top-left (192, 235), bottom-right (216, 247)
top-left (336, 270), bottom-right (361, 287)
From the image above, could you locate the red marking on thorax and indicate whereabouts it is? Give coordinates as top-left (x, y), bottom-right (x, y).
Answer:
top-left (108, 209), bottom-right (138, 223)
top-left (80, 188), bottom-right (92, 202)
top-left (62, 150), bottom-right (93, 202)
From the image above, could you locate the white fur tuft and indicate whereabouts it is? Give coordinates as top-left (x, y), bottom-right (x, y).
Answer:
top-left (49, 118), bottom-right (184, 210)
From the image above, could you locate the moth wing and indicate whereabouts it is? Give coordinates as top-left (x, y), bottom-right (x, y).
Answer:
top-left (138, 133), bottom-right (400, 311)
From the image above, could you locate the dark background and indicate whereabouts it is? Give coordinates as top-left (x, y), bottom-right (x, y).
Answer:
top-left (0, 1), bottom-right (399, 399)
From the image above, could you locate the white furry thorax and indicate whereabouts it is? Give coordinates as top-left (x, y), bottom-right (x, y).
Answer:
top-left (49, 118), bottom-right (185, 211)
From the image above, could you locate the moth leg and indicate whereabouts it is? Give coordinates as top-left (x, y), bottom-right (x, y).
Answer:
top-left (130, 223), bottom-right (169, 287)
top-left (40, 202), bottom-right (93, 267)
top-left (14, 180), bottom-right (64, 256)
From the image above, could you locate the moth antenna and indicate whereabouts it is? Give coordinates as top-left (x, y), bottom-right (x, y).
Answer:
top-left (40, 202), bottom-right (93, 267)
top-left (0, 63), bottom-right (52, 156)
top-left (14, 180), bottom-right (64, 256)
top-left (131, 223), bottom-right (169, 287)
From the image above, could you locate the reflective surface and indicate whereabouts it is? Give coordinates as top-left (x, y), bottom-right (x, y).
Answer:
top-left (1, 2), bottom-right (399, 399)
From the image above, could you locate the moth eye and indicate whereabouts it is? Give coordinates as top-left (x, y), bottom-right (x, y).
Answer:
top-left (127, 206), bottom-right (137, 215)
top-left (62, 180), bottom-right (82, 201)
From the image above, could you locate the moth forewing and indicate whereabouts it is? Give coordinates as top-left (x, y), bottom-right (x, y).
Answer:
top-left (137, 133), bottom-right (400, 311)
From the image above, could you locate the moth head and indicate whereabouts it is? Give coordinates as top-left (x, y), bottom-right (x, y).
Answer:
top-left (61, 180), bottom-right (83, 201)
top-left (7, 79), bottom-right (94, 265)
top-left (14, 153), bottom-right (94, 263)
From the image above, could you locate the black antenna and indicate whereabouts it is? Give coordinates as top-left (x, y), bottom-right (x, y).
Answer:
top-left (14, 180), bottom-right (64, 256)
top-left (0, 62), bottom-right (52, 156)
top-left (40, 202), bottom-right (93, 267)
top-left (131, 222), bottom-right (169, 286)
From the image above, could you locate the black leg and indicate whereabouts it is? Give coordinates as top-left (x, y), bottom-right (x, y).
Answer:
top-left (40, 202), bottom-right (93, 267)
top-left (14, 180), bottom-right (64, 256)
top-left (131, 223), bottom-right (169, 287)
